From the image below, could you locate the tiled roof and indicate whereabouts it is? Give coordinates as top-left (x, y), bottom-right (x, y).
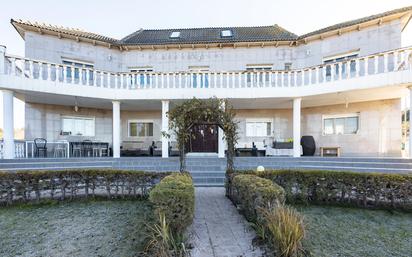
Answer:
top-left (10, 6), bottom-right (412, 47)
top-left (299, 6), bottom-right (412, 39)
top-left (11, 19), bottom-right (118, 44)
top-left (120, 25), bottom-right (298, 45)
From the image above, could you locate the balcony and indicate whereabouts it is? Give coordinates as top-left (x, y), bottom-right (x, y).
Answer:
top-left (0, 47), bottom-right (412, 100)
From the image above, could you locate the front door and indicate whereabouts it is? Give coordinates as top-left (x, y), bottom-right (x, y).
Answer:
top-left (186, 124), bottom-right (218, 153)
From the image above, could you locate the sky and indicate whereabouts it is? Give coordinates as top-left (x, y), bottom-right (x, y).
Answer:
top-left (1, 0), bottom-right (411, 129)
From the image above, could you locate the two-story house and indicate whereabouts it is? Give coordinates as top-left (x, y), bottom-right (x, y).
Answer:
top-left (1, 6), bottom-right (412, 160)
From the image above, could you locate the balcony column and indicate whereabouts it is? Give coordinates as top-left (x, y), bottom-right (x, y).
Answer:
top-left (218, 101), bottom-right (226, 158)
top-left (161, 100), bottom-right (169, 158)
top-left (2, 90), bottom-right (15, 159)
top-left (112, 100), bottom-right (121, 158)
top-left (409, 87), bottom-right (412, 158)
top-left (293, 98), bottom-right (302, 157)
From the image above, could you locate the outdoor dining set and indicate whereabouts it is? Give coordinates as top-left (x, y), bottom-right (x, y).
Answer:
top-left (31, 138), bottom-right (110, 158)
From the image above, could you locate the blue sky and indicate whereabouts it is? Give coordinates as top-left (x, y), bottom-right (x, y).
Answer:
top-left (1, 0), bottom-right (411, 129)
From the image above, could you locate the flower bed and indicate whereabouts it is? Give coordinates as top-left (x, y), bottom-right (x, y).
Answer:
top-left (229, 169), bottom-right (412, 211)
top-left (0, 169), bottom-right (171, 206)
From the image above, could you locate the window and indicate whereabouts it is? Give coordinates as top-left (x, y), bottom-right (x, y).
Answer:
top-left (221, 30), bottom-right (233, 37)
top-left (323, 114), bottom-right (359, 135)
top-left (323, 51), bottom-right (359, 79)
top-left (189, 66), bottom-right (209, 88)
top-left (128, 120), bottom-right (154, 137)
top-left (284, 63), bottom-right (292, 70)
top-left (130, 67), bottom-right (153, 87)
top-left (62, 58), bottom-right (94, 82)
top-left (246, 65), bottom-right (272, 85)
top-left (170, 31), bottom-right (181, 38)
top-left (61, 116), bottom-right (95, 136)
top-left (246, 119), bottom-right (272, 137)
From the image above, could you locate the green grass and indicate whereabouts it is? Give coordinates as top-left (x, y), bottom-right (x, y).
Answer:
top-left (0, 199), bottom-right (153, 257)
top-left (296, 205), bottom-right (412, 257)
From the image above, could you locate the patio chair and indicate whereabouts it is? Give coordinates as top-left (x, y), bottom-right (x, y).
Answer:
top-left (34, 138), bottom-right (47, 158)
top-left (82, 140), bottom-right (93, 157)
top-left (92, 141), bottom-right (100, 157)
top-left (100, 142), bottom-right (109, 157)
top-left (72, 142), bottom-right (82, 157)
top-left (53, 140), bottom-right (67, 158)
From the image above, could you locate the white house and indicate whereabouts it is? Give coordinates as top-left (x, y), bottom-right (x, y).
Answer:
top-left (1, 6), bottom-right (412, 159)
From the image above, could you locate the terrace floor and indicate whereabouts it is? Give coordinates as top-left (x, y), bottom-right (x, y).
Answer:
top-left (1, 156), bottom-right (411, 186)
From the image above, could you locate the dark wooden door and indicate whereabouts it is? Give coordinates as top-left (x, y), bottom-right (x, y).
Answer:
top-left (187, 124), bottom-right (218, 153)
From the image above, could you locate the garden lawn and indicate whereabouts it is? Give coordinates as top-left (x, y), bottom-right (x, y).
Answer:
top-left (0, 199), bottom-right (153, 257)
top-left (296, 205), bottom-right (412, 257)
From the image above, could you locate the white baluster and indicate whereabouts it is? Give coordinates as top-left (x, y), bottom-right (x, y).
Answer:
top-left (322, 65), bottom-right (327, 82)
top-left (338, 63), bottom-right (342, 80)
top-left (86, 68), bottom-right (90, 85)
top-left (93, 70), bottom-right (97, 86)
top-left (273, 71), bottom-right (277, 87)
top-left (308, 69), bottom-right (312, 85)
top-left (364, 57), bottom-right (369, 76)
top-left (315, 67), bottom-right (319, 84)
top-left (101, 72), bottom-right (105, 87)
top-left (355, 59), bottom-right (360, 77)
top-left (64, 65), bottom-right (69, 83)
top-left (10, 58), bottom-right (16, 76)
top-left (293, 71), bottom-right (297, 86)
top-left (287, 71), bottom-right (291, 86)
top-left (219, 72), bottom-right (223, 88)
top-left (383, 53), bottom-right (389, 73)
top-left (29, 60), bottom-right (34, 78)
top-left (231, 72), bottom-right (235, 88)
top-left (394, 51), bottom-right (399, 71)
top-left (47, 64), bottom-right (51, 81)
top-left (374, 55), bottom-right (379, 74)
top-left (166, 73), bottom-right (170, 88)
top-left (213, 72), bottom-right (217, 88)
top-left (178, 73), bottom-right (182, 89)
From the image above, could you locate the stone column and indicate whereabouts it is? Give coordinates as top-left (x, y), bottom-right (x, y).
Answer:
top-left (161, 100), bottom-right (169, 158)
top-left (218, 101), bottom-right (226, 158)
top-left (112, 101), bottom-right (121, 158)
top-left (293, 98), bottom-right (302, 157)
top-left (2, 90), bottom-right (15, 159)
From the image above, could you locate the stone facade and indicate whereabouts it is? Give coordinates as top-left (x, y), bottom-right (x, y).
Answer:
top-left (25, 98), bottom-right (401, 157)
top-left (24, 20), bottom-right (403, 72)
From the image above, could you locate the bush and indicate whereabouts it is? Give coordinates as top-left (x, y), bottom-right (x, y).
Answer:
top-left (239, 169), bottom-right (412, 211)
top-left (149, 173), bottom-right (195, 235)
top-left (261, 204), bottom-right (305, 257)
top-left (228, 174), bottom-right (285, 222)
top-left (0, 169), bottom-right (170, 206)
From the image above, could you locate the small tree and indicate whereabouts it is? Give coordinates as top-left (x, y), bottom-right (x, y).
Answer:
top-left (167, 97), bottom-right (238, 172)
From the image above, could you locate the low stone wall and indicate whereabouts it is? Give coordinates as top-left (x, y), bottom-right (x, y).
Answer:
top-left (0, 169), bottom-right (171, 206)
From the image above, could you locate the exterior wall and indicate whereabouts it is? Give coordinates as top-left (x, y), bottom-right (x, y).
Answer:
top-left (24, 98), bottom-right (401, 157)
top-left (25, 103), bottom-right (113, 143)
top-left (24, 103), bottom-right (163, 148)
top-left (24, 32), bottom-right (122, 71)
top-left (236, 99), bottom-right (401, 157)
top-left (23, 20), bottom-right (403, 72)
top-left (302, 99), bottom-right (401, 157)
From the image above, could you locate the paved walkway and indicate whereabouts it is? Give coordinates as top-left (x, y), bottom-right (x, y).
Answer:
top-left (190, 187), bottom-right (264, 257)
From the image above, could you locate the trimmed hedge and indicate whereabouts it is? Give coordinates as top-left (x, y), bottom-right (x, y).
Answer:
top-left (0, 169), bottom-right (170, 206)
top-left (149, 173), bottom-right (195, 234)
top-left (227, 173), bottom-right (285, 222)
top-left (234, 169), bottom-right (412, 211)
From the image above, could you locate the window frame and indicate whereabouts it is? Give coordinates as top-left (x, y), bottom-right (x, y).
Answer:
top-left (61, 115), bottom-right (96, 137)
top-left (322, 113), bottom-right (360, 136)
top-left (127, 119), bottom-right (154, 138)
top-left (245, 118), bottom-right (273, 137)
top-left (221, 29), bottom-right (233, 37)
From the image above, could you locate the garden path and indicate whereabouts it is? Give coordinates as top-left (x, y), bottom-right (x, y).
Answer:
top-left (189, 187), bottom-right (264, 257)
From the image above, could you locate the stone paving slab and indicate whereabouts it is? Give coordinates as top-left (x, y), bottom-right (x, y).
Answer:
top-left (189, 187), bottom-right (265, 257)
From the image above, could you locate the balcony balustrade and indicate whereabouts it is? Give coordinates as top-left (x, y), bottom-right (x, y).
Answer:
top-left (2, 47), bottom-right (411, 91)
